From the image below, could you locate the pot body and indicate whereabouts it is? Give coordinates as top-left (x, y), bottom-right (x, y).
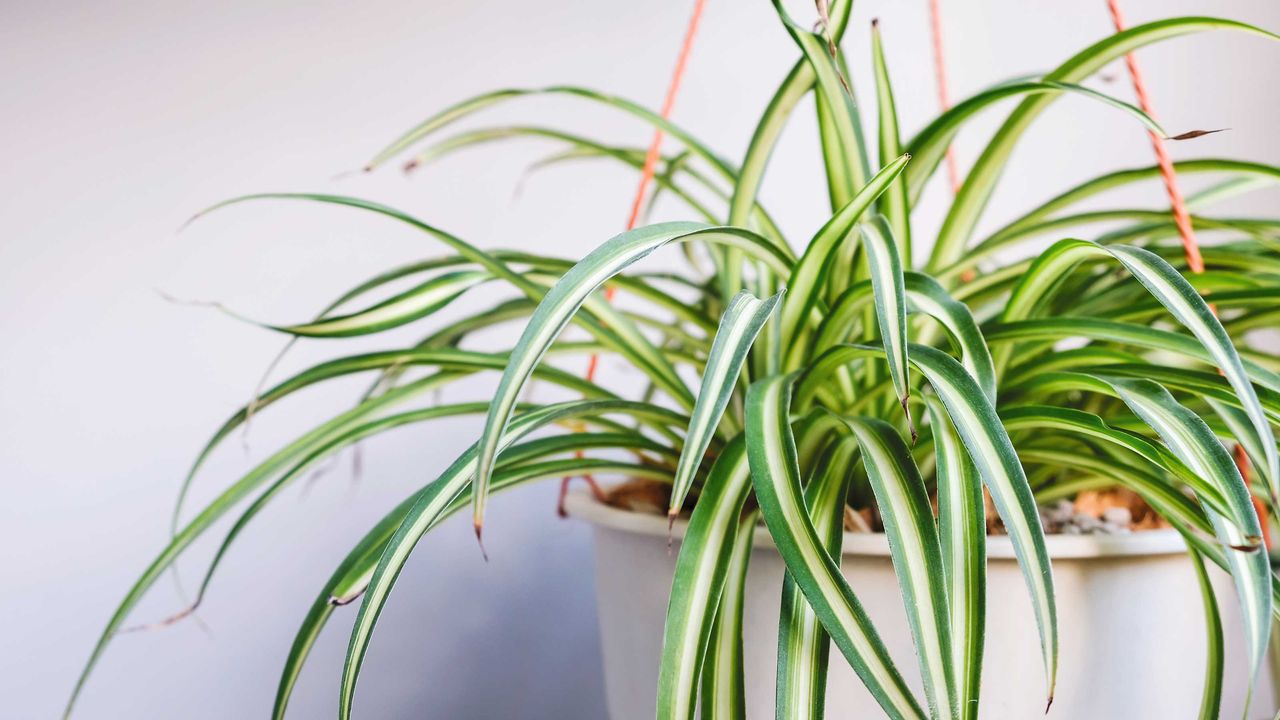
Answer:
top-left (567, 493), bottom-right (1275, 719)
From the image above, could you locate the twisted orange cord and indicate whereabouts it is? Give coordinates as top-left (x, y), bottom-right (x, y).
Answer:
top-left (583, 0), bottom-right (707, 385)
top-left (927, 0), bottom-right (961, 194)
top-left (1105, 0), bottom-right (1204, 272)
top-left (560, 0), bottom-right (708, 516)
top-left (1105, 0), bottom-right (1267, 545)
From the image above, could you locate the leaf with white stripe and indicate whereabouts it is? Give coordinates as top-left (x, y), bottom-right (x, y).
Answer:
top-left (700, 510), bottom-right (758, 720)
top-left (834, 414), bottom-right (956, 720)
top-left (860, 216), bottom-right (913, 435)
top-left (1189, 548), bottom-right (1225, 720)
top-left (780, 155), bottom-right (911, 364)
top-left (905, 275), bottom-right (996, 403)
top-left (811, 273), bottom-right (995, 403)
top-left (872, 21), bottom-right (912, 262)
top-left (1097, 376), bottom-right (1270, 682)
top-left (276, 449), bottom-right (667, 719)
top-left (656, 437), bottom-right (752, 720)
top-left (797, 343), bottom-right (1057, 706)
top-left (339, 399), bottom-right (688, 720)
top-left (1207, 399), bottom-right (1278, 494)
top-left (926, 396), bottom-right (986, 720)
top-left (769, 0), bottom-right (870, 211)
top-left (746, 373), bottom-right (927, 720)
top-left (776, 437), bottom-right (857, 720)
top-left (930, 16), bottom-right (1279, 269)
top-left (264, 271), bottom-right (489, 338)
top-left (904, 80), bottom-right (1165, 207)
top-left (668, 291), bottom-right (782, 518)
top-left (472, 221), bottom-right (792, 535)
top-left (1003, 238), bottom-right (1279, 505)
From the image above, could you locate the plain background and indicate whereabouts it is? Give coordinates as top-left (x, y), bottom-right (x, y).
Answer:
top-left (3, 1), bottom-right (1278, 718)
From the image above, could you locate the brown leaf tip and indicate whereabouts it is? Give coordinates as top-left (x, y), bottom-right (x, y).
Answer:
top-left (900, 395), bottom-right (918, 445)
top-left (1167, 128), bottom-right (1228, 141)
top-left (474, 522), bottom-right (490, 562)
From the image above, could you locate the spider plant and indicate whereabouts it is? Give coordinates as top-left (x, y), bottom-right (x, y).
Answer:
top-left (69, 4), bottom-right (1280, 719)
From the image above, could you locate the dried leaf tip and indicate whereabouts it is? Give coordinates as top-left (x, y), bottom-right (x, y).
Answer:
top-left (900, 395), bottom-right (918, 445)
top-left (1045, 695), bottom-right (1054, 714)
top-left (1167, 128), bottom-right (1228, 141)
top-left (473, 522), bottom-right (489, 562)
top-left (871, 17), bottom-right (879, 29)
top-left (403, 159), bottom-right (420, 174)
top-left (176, 211), bottom-right (205, 233)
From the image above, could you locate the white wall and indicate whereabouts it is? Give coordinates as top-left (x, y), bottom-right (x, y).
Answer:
top-left (3, 1), bottom-right (1277, 718)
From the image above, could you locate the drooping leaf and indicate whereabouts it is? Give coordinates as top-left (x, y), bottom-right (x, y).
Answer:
top-left (699, 510), bottom-right (758, 720)
top-left (472, 221), bottom-right (791, 533)
top-left (746, 373), bottom-right (927, 720)
top-left (776, 437), bottom-right (856, 720)
top-left (798, 344), bottom-right (1057, 705)
top-left (927, 397), bottom-right (986, 720)
top-left (930, 16), bottom-right (1279, 269)
top-left (669, 291), bottom-right (782, 517)
top-left (657, 436), bottom-right (752, 720)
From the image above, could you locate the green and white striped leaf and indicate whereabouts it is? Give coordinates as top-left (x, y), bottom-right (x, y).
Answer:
top-left (927, 397), bottom-right (985, 720)
top-left (1189, 548), bottom-right (1225, 720)
top-left (872, 21), bottom-right (912, 263)
top-left (275, 449), bottom-right (667, 719)
top-left (657, 437), bottom-right (752, 720)
top-left (1098, 376), bottom-right (1270, 681)
top-left (472, 221), bottom-right (793, 533)
top-left (930, 16), bottom-right (1279, 269)
top-left (984, 318), bottom-right (1280, 393)
top-left (66, 371), bottom-right (466, 718)
top-left (339, 399), bottom-right (686, 719)
top-left (835, 415), bottom-right (956, 720)
top-left (861, 216), bottom-right (912, 429)
top-left (669, 290), bottom-right (782, 517)
top-left (263, 270), bottom-right (488, 337)
top-left (798, 344), bottom-right (1057, 705)
top-left (904, 80), bottom-right (1166, 207)
top-left (811, 273), bottom-right (995, 404)
top-left (746, 373), bottom-right (926, 720)
top-left (770, 0), bottom-right (869, 211)
top-left (1207, 399), bottom-right (1278, 494)
top-left (193, 192), bottom-right (701, 411)
top-left (988, 159), bottom-right (1280, 241)
top-left (169, 346), bottom-right (621, 532)
top-left (781, 155), bottom-right (911, 366)
top-left (998, 405), bottom-right (1230, 515)
top-left (776, 437), bottom-right (857, 720)
top-left (728, 0), bottom-right (853, 228)
top-left (700, 510), bottom-right (758, 720)
top-left (1003, 238), bottom-right (1279, 502)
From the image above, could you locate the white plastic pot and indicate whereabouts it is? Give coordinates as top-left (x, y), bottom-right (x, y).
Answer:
top-left (566, 491), bottom-right (1275, 719)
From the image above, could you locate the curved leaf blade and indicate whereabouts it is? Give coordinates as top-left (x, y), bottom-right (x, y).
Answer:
top-left (746, 373), bottom-right (926, 720)
top-left (669, 291), bottom-right (782, 517)
top-left (927, 397), bottom-right (986, 720)
top-left (776, 437), bottom-right (857, 720)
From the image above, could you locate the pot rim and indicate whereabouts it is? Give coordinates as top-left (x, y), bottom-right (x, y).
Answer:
top-left (564, 490), bottom-right (1190, 559)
